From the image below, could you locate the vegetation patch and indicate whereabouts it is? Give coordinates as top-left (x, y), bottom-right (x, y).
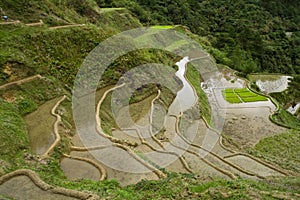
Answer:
top-left (225, 97), bottom-right (243, 104)
top-left (233, 88), bottom-right (249, 93)
top-left (0, 100), bottom-right (29, 165)
top-left (242, 96), bottom-right (268, 102)
top-left (250, 130), bottom-right (300, 173)
top-left (224, 92), bottom-right (237, 98)
top-left (271, 108), bottom-right (300, 130)
top-left (16, 98), bottom-right (37, 116)
top-left (186, 64), bottom-right (212, 125)
top-left (151, 25), bottom-right (173, 29)
top-left (100, 7), bottom-right (126, 13)
top-left (222, 88), bottom-right (268, 103)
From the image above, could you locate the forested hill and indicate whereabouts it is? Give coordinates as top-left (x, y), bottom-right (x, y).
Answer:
top-left (97, 0), bottom-right (300, 75)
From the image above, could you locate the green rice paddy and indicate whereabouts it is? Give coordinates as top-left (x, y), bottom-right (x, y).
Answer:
top-left (223, 88), bottom-right (268, 103)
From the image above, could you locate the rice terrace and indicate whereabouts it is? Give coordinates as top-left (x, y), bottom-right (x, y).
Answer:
top-left (0, 0), bottom-right (299, 199)
top-left (223, 88), bottom-right (268, 103)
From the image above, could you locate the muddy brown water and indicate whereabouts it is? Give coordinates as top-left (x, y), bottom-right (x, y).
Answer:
top-left (24, 97), bottom-right (61, 155)
top-left (60, 158), bottom-right (101, 181)
top-left (0, 176), bottom-right (77, 200)
top-left (68, 151), bottom-right (159, 186)
top-left (61, 87), bottom-right (160, 184)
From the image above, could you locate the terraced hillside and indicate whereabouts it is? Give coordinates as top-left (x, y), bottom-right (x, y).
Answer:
top-left (0, 0), bottom-right (299, 199)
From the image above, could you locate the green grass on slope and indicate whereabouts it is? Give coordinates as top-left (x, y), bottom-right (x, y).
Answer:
top-left (151, 25), bottom-right (173, 29)
top-left (0, 77), bottom-right (64, 106)
top-left (250, 130), bottom-right (300, 173)
top-left (0, 25), bottom-right (109, 85)
top-left (0, 6), bottom-right (142, 86)
top-left (186, 64), bottom-right (212, 125)
top-left (271, 108), bottom-right (300, 130)
top-left (100, 7), bottom-right (126, 13)
top-left (0, 0), bottom-right (87, 25)
top-left (45, 173), bottom-right (300, 199)
top-left (0, 100), bottom-right (29, 166)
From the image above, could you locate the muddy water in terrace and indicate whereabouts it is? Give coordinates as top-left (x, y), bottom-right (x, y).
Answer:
top-left (24, 97), bottom-right (61, 155)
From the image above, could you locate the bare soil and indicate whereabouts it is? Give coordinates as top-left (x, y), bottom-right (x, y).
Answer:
top-left (224, 106), bottom-right (286, 148)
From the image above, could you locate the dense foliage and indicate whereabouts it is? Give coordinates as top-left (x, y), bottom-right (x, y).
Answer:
top-left (97, 0), bottom-right (300, 76)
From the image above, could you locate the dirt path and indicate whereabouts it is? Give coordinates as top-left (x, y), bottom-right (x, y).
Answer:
top-left (0, 18), bottom-right (85, 30)
top-left (0, 20), bottom-right (20, 25)
top-left (49, 24), bottom-right (85, 30)
top-left (26, 20), bottom-right (44, 27)
top-left (0, 74), bottom-right (42, 90)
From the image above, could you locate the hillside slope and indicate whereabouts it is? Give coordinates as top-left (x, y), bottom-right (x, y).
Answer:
top-left (94, 0), bottom-right (300, 94)
top-left (0, 1), bottom-right (299, 199)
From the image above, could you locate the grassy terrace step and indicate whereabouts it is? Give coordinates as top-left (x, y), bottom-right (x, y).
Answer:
top-left (223, 88), bottom-right (268, 103)
top-left (151, 25), bottom-right (173, 29)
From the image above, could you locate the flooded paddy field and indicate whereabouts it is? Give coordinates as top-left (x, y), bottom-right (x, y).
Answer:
top-left (1, 58), bottom-right (291, 192)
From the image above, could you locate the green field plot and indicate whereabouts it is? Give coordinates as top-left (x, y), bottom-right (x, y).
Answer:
top-left (224, 88), bottom-right (235, 93)
top-left (234, 88), bottom-right (249, 93)
top-left (235, 88), bottom-right (268, 102)
top-left (151, 25), bottom-right (173, 29)
top-left (223, 88), bottom-right (268, 103)
top-left (224, 92), bottom-right (237, 98)
top-left (222, 89), bottom-right (242, 103)
top-left (226, 97), bottom-right (243, 103)
top-left (242, 96), bottom-right (268, 102)
top-left (236, 91), bottom-right (257, 98)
